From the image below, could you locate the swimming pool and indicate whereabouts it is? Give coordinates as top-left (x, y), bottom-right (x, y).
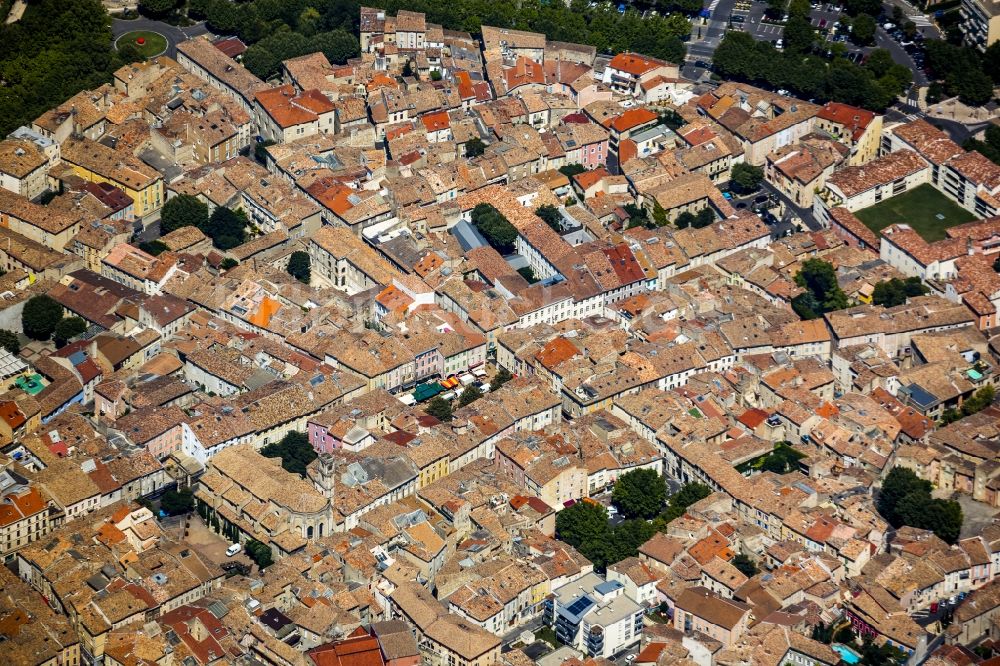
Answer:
top-left (832, 643), bottom-right (861, 665)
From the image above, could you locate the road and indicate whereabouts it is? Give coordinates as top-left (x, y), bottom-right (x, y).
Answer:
top-left (111, 17), bottom-right (211, 58)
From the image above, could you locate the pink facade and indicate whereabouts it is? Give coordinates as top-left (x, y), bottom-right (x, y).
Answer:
top-left (308, 421), bottom-right (344, 454)
top-left (581, 140), bottom-right (608, 169)
top-left (146, 425), bottom-right (183, 460)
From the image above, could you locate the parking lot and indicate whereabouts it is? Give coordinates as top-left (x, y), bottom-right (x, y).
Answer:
top-left (728, 1), bottom-right (858, 51)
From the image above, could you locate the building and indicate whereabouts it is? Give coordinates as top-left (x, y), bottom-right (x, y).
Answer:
top-left (960, 0), bottom-right (1000, 51)
top-left (0, 138), bottom-right (50, 199)
top-left (254, 85), bottom-right (337, 144)
top-left (550, 572), bottom-right (644, 658)
top-left (813, 149), bottom-right (929, 225)
top-left (671, 586), bottom-right (752, 648)
top-left (60, 137), bottom-right (164, 219)
top-left (814, 102), bottom-right (882, 165)
top-left (0, 469), bottom-right (51, 559)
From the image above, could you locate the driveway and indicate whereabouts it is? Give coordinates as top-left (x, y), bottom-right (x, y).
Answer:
top-left (112, 17), bottom-right (211, 58)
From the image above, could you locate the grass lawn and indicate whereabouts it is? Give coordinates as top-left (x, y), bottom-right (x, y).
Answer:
top-left (854, 184), bottom-right (976, 242)
top-left (117, 31), bottom-right (168, 58)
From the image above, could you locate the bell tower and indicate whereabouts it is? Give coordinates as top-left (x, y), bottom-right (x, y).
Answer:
top-left (309, 453), bottom-right (337, 498)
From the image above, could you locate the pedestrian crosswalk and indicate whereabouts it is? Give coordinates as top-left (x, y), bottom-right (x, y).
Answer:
top-left (706, 0), bottom-right (723, 13)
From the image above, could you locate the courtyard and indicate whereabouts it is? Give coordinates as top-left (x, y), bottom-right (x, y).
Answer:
top-left (854, 184), bottom-right (976, 242)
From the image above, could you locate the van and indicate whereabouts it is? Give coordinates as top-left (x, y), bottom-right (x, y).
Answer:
top-left (226, 543), bottom-right (242, 557)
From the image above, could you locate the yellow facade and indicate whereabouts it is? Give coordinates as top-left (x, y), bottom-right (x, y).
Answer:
top-left (65, 164), bottom-right (163, 219)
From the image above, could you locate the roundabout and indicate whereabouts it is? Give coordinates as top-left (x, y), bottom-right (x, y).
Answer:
top-left (115, 30), bottom-right (168, 58)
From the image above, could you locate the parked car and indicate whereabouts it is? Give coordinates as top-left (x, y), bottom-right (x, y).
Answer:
top-left (226, 543), bottom-right (242, 557)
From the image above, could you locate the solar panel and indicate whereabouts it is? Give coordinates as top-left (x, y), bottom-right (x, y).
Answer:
top-left (566, 596), bottom-right (594, 617)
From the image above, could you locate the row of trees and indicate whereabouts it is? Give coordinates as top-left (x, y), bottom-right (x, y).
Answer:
top-left (877, 467), bottom-right (963, 544)
top-left (160, 195), bottom-right (250, 250)
top-left (712, 32), bottom-right (912, 112)
top-left (471, 203), bottom-right (518, 255)
top-left (189, 0), bottom-right (692, 71)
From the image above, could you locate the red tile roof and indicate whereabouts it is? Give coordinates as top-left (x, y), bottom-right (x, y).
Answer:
top-left (608, 52), bottom-right (669, 77)
top-left (737, 407), bottom-right (768, 429)
top-left (817, 102), bottom-right (876, 142)
top-left (420, 111), bottom-right (450, 133)
top-left (307, 634), bottom-right (386, 666)
top-left (606, 108), bottom-right (658, 133)
top-left (603, 243), bottom-right (644, 285)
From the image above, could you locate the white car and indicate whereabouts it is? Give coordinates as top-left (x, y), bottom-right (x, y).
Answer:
top-left (226, 543), bottom-right (242, 557)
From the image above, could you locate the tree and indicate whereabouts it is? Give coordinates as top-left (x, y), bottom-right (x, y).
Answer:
top-left (962, 384), bottom-right (995, 416)
top-left (0, 330), bottom-right (20, 355)
top-left (675, 211), bottom-right (697, 229)
top-left (457, 384), bottom-right (483, 408)
top-left (732, 553), bottom-right (758, 577)
top-left (465, 137), bottom-right (486, 158)
top-left (160, 488), bottom-right (194, 516)
top-left (490, 367), bottom-right (513, 391)
top-left (812, 622), bottom-right (834, 644)
top-left (559, 164), bottom-right (586, 178)
top-left (623, 203), bottom-right (651, 229)
top-left (160, 195), bottom-right (208, 234)
top-left (54, 317), bottom-right (87, 347)
top-left (259, 431), bottom-right (317, 478)
top-left (22, 295), bottom-right (64, 341)
top-left (652, 200), bottom-right (669, 227)
top-left (425, 396), bottom-right (453, 422)
top-left (985, 41), bottom-right (1000, 84)
top-left (536, 204), bottom-right (563, 232)
top-left (878, 467), bottom-right (932, 528)
top-left (139, 0), bottom-right (178, 18)
top-left (203, 207), bottom-right (248, 250)
top-left (783, 13), bottom-right (816, 54)
top-left (472, 204), bottom-right (518, 254)
top-left (245, 539), bottom-right (273, 569)
top-left (517, 266), bottom-right (538, 283)
top-left (612, 468), bottom-right (667, 519)
top-left (139, 240), bottom-right (168, 256)
top-left (287, 251), bottom-right (311, 284)
top-left (254, 140), bottom-right (276, 165)
top-left (221, 257), bottom-right (239, 270)
top-left (851, 14), bottom-right (877, 46)
top-left (953, 67), bottom-right (994, 107)
top-left (834, 626), bottom-right (856, 644)
top-left (656, 482), bottom-right (712, 525)
top-left (794, 259), bottom-right (848, 316)
top-left (555, 500), bottom-right (624, 570)
top-left (313, 29), bottom-right (360, 65)
top-left (693, 207), bottom-right (715, 228)
top-left (731, 163), bottom-right (764, 193)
